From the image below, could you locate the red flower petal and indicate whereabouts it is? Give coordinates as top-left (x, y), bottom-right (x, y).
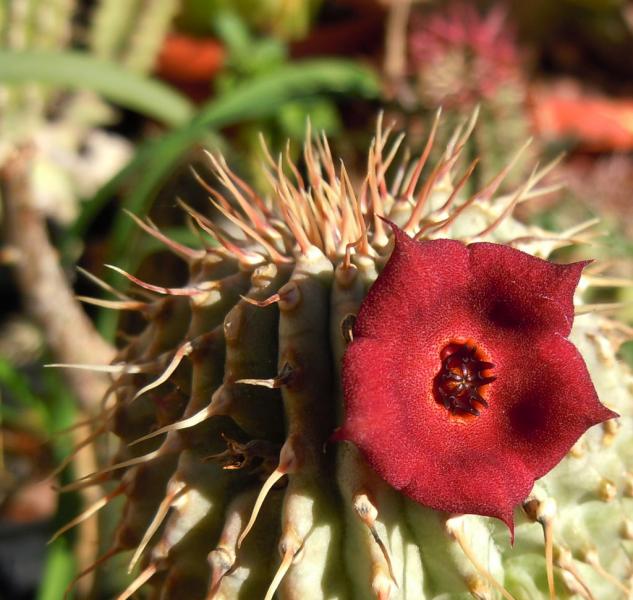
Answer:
top-left (339, 226), bottom-right (617, 531)
top-left (495, 334), bottom-right (617, 475)
top-left (468, 242), bottom-right (589, 338)
top-left (352, 230), bottom-right (470, 342)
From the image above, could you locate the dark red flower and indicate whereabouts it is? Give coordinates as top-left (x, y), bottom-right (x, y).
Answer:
top-left (339, 225), bottom-right (617, 534)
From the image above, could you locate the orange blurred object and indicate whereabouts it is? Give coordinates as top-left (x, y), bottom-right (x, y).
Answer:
top-left (532, 86), bottom-right (633, 152)
top-left (3, 479), bottom-right (56, 523)
top-left (156, 33), bottom-right (225, 83)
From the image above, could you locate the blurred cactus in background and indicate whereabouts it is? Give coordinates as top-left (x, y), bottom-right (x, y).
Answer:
top-left (409, 4), bottom-right (520, 111)
top-left (384, 2), bottom-right (533, 189)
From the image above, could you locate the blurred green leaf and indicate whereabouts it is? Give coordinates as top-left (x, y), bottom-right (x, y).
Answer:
top-left (214, 11), bottom-right (287, 77)
top-left (0, 358), bottom-right (49, 431)
top-left (0, 358), bottom-right (78, 438)
top-left (278, 98), bottom-right (341, 139)
top-left (37, 369), bottom-right (81, 599)
top-left (0, 50), bottom-right (195, 127)
top-left (0, 398), bottom-right (22, 425)
top-left (0, 357), bottom-right (41, 408)
top-left (41, 368), bottom-right (78, 446)
top-left (619, 339), bottom-right (633, 368)
top-left (214, 9), bottom-right (254, 55)
top-left (37, 538), bottom-right (76, 600)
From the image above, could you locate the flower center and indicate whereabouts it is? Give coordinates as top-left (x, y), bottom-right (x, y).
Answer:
top-left (433, 342), bottom-right (495, 416)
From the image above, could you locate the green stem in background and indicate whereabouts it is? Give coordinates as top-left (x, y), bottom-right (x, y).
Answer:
top-left (0, 50), bottom-right (195, 126)
top-left (37, 538), bottom-right (76, 600)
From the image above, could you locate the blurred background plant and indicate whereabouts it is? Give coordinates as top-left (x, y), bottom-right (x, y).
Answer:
top-left (1, 0), bottom-right (633, 598)
top-left (386, 1), bottom-right (533, 188)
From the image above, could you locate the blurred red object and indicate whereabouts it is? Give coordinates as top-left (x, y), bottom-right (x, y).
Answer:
top-left (532, 85), bottom-right (633, 152)
top-left (156, 33), bottom-right (225, 84)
